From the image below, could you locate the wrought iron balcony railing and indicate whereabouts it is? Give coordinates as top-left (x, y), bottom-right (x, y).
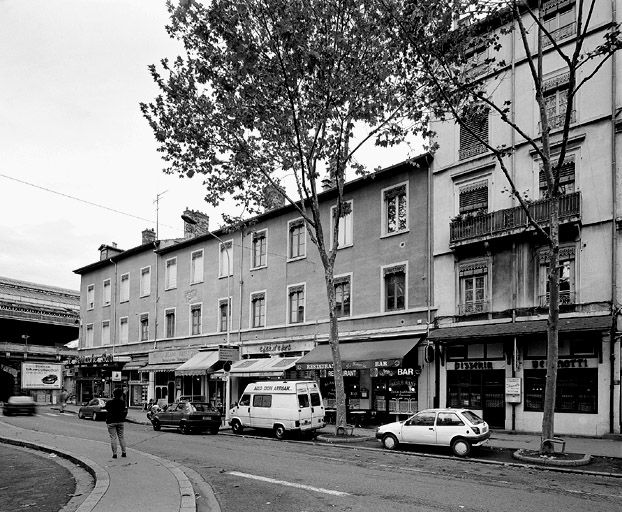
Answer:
top-left (450, 191), bottom-right (581, 246)
top-left (541, 22), bottom-right (576, 48)
top-left (459, 143), bottom-right (487, 161)
top-left (539, 109), bottom-right (576, 132)
top-left (538, 290), bottom-right (575, 308)
top-left (457, 300), bottom-right (490, 316)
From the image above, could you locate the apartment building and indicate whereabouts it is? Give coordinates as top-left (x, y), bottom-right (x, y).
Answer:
top-left (73, 156), bottom-right (434, 423)
top-left (427, 0), bottom-right (621, 435)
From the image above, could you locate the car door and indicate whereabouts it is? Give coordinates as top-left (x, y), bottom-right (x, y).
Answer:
top-left (159, 402), bottom-right (177, 426)
top-left (400, 411), bottom-right (437, 445)
top-left (87, 399), bottom-right (99, 418)
top-left (435, 411), bottom-right (466, 446)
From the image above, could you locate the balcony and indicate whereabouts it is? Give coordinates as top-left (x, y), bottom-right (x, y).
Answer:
top-left (538, 291), bottom-right (575, 308)
top-left (457, 300), bottom-right (490, 316)
top-left (539, 109), bottom-right (576, 132)
top-left (449, 191), bottom-right (581, 247)
top-left (541, 22), bottom-right (576, 48)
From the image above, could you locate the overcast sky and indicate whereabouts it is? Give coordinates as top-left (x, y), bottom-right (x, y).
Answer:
top-left (0, 0), bottom-right (419, 291)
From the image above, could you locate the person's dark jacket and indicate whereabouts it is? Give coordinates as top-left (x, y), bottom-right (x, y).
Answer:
top-left (103, 397), bottom-right (127, 424)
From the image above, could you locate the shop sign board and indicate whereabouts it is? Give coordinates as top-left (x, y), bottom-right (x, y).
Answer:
top-left (529, 358), bottom-right (594, 369)
top-left (297, 358), bottom-right (402, 371)
top-left (325, 369), bottom-right (358, 377)
top-left (21, 362), bottom-right (62, 390)
top-left (149, 348), bottom-right (197, 365)
top-left (67, 353), bottom-right (114, 366)
top-left (370, 367), bottom-right (421, 378)
top-left (219, 345), bottom-right (240, 362)
top-left (505, 377), bottom-right (522, 403)
top-left (111, 371), bottom-right (122, 382)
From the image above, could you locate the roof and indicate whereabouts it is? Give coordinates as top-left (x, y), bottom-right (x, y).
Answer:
top-left (73, 241), bottom-right (159, 275)
top-left (427, 315), bottom-right (612, 340)
top-left (296, 338), bottom-right (421, 370)
top-left (0, 276), bottom-right (79, 305)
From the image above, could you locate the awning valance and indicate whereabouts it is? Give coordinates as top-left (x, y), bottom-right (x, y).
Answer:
top-left (427, 315), bottom-right (612, 341)
top-left (227, 356), bottom-right (300, 377)
top-left (175, 351), bottom-right (220, 376)
top-left (295, 338), bottom-right (421, 371)
top-left (140, 362), bottom-right (182, 373)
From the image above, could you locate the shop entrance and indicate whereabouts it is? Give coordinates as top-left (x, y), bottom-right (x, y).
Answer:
top-left (447, 370), bottom-right (505, 428)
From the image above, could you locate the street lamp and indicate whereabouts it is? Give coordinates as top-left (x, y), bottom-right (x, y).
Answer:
top-left (181, 214), bottom-right (233, 420)
top-left (21, 334), bottom-right (29, 359)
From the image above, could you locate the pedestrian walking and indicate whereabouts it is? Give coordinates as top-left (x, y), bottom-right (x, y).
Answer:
top-left (59, 388), bottom-right (69, 413)
top-left (103, 388), bottom-right (128, 459)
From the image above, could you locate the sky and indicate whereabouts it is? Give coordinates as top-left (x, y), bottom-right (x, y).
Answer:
top-left (0, 0), bottom-right (419, 291)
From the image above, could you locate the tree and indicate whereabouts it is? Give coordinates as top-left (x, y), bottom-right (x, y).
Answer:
top-left (385, 0), bottom-right (621, 451)
top-left (140, 0), bottom-right (428, 433)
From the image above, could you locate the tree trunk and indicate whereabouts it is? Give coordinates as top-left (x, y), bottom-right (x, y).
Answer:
top-left (541, 198), bottom-right (560, 453)
top-left (323, 269), bottom-right (347, 434)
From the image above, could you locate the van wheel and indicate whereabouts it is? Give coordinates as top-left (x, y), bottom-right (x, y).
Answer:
top-left (451, 438), bottom-right (471, 457)
top-left (382, 434), bottom-right (399, 450)
top-left (231, 420), bottom-right (243, 434)
top-left (152, 419), bottom-right (161, 431)
top-left (274, 425), bottom-right (286, 440)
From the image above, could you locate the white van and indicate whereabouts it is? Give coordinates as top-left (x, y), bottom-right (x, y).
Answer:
top-left (229, 381), bottom-right (325, 439)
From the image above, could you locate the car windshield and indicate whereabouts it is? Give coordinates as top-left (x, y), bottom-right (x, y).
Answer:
top-left (462, 410), bottom-right (484, 425)
top-left (190, 403), bottom-right (214, 412)
top-left (9, 397), bottom-right (34, 404)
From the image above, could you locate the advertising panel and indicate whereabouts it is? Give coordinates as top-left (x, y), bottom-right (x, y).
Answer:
top-left (21, 362), bottom-right (63, 390)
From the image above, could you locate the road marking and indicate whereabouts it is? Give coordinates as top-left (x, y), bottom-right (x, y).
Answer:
top-left (44, 413), bottom-right (60, 417)
top-left (227, 471), bottom-right (349, 496)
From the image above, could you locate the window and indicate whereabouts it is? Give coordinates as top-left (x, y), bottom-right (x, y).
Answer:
top-left (252, 395), bottom-right (272, 408)
top-left (437, 412), bottom-right (464, 426)
top-left (139, 267), bottom-right (150, 297)
top-left (85, 324), bottom-right (94, 347)
top-left (334, 276), bottom-right (351, 318)
top-left (383, 184), bottom-right (408, 235)
top-left (119, 317), bottom-right (128, 344)
top-left (190, 304), bottom-right (202, 335)
top-left (239, 394), bottom-right (250, 407)
top-left (458, 181), bottom-right (488, 214)
top-left (458, 261), bottom-right (489, 315)
top-left (288, 285), bottom-right (305, 324)
top-left (383, 264), bottom-right (406, 312)
top-left (541, 71), bottom-right (574, 131)
top-left (251, 230), bottom-right (267, 268)
top-left (524, 368), bottom-right (597, 413)
top-left (407, 411), bottom-right (436, 426)
top-left (103, 279), bottom-right (111, 306)
top-left (165, 258), bottom-right (177, 289)
top-left (219, 241), bottom-right (233, 277)
top-left (250, 292), bottom-right (266, 328)
top-left (102, 320), bottom-right (110, 346)
top-left (542, 0), bottom-right (576, 47)
top-left (446, 342), bottom-right (504, 361)
top-left (165, 308), bottom-right (176, 338)
top-left (464, 46), bottom-right (489, 80)
top-left (288, 219), bottom-right (306, 259)
top-left (191, 250), bottom-right (203, 284)
top-left (310, 392), bottom-right (321, 407)
top-left (539, 157), bottom-right (575, 197)
top-left (298, 394), bottom-right (310, 408)
top-left (331, 201), bottom-right (353, 248)
top-left (87, 284), bottom-right (95, 310)
top-left (140, 313), bottom-right (149, 341)
top-left (538, 245), bottom-right (575, 306)
top-left (218, 299), bottom-right (229, 332)
top-left (120, 273), bottom-right (129, 302)
top-left (459, 107), bottom-right (489, 160)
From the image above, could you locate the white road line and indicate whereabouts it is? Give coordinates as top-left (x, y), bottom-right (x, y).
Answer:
top-left (44, 413), bottom-right (59, 417)
top-left (227, 471), bottom-right (350, 496)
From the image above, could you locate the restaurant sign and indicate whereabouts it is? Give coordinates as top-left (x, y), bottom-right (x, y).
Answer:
top-left (149, 349), bottom-right (198, 365)
top-left (67, 353), bottom-right (114, 366)
top-left (297, 358), bottom-right (402, 371)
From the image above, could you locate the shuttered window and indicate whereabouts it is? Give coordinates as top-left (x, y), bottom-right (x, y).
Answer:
top-left (539, 157), bottom-right (575, 194)
top-left (459, 109), bottom-right (489, 160)
top-left (459, 181), bottom-right (488, 213)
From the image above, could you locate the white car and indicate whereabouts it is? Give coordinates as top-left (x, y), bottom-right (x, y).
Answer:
top-left (375, 408), bottom-right (490, 457)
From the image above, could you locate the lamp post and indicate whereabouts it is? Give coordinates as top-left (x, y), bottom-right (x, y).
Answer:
top-left (21, 334), bottom-right (29, 359)
top-left (181, 215), bottom-right (232, 420)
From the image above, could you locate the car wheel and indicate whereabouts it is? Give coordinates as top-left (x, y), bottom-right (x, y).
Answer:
top-left (274, 425), bottom-right (286, 440)
top-left (231, 420), bottom-right (243, 434)
top-left (382, 434), bottom-right (399, 450)
top-left (451, 438), bottom-right (471, 457)
top-left (78, 411), bottom-right (84, 419)
top-left (152, 419), bottom-right (161, 431)
top-left (180, 422), bottom-right (191, 435)
top-left (92, 412), bottom-right (98, 421)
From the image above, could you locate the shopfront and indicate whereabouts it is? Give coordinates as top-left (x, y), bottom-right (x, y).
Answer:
top-left (68, 353), bottom-right (129, 404)
top-left (141, 348), bottom-right (198, 404)
top-left (295, 337), bottom-right (423, 426)
top-left (428, 315), bottom-right (614, 435)
top-left (122, 357), bottom-right (148, 407)
top-left (175, 350), bottom-right (222, 407)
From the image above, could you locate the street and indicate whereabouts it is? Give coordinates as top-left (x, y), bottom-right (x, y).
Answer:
top-left (2, 412), bottom-right (621, 512)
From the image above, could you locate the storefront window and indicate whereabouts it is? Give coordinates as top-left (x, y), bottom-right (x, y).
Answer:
top-left (524, 369), bottom-right (597, 413)
top-left (446, 342), bottom-right (504, 361)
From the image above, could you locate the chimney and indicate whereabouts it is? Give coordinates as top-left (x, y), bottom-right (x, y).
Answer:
top-left (182, 208), bottom-right (210, 238)
top-left (142, 228), bottom-right (156, 245)
top-left (98, 243), bottom-right (123, 261)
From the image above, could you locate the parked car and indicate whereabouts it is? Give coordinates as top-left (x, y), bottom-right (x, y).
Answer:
top-left (78, 398), bottom-right (108, 420)
top-left (375, 408), bottom-right (490, 457)
top-left (3, 396), bottom-right (36, 416)
top-left (151, 401), bottom-right (221, 434)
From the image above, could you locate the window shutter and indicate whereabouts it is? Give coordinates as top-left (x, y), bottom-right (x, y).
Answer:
top-left (459, 182), bottom-right (488, 213)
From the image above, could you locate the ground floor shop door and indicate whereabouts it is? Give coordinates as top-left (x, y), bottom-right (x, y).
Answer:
top-left (447, 370), bottom-right (505, 428)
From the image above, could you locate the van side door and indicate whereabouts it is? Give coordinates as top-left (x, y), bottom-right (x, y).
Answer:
top-left (250, 394), bottom-right (272, 429)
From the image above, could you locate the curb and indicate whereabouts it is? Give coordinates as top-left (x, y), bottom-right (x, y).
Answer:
top-left (0, 434), bottom-right (110, 512)
top-left (316, 434), bottom-right (376, 444)
top-left (513, 448), bottom-right (592, 467)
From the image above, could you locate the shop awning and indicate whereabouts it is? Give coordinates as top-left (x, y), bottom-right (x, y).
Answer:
top-left (427, 315), bottom-right (612, 341)
top-left (295, 338), bottom-right (421, 370)
top-left (140, 362), bottom-right (182, 373)
top-left (175, 351), bottom-right (220, 376)
top-left (228, 357), bottom-right (300, 377)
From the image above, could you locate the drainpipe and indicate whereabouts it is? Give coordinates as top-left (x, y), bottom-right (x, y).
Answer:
top-left (238, 229), bottom-right (244, 345)
top-left (110, 257), bottom-right (118, 359)
top-left (610, 0), bottom-right (619, 434)
top-left (153, 241), bottom-right (159, 351)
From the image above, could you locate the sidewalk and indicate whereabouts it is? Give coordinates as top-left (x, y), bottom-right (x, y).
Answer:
top-left (0, 414), bottom-right (196, 512)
